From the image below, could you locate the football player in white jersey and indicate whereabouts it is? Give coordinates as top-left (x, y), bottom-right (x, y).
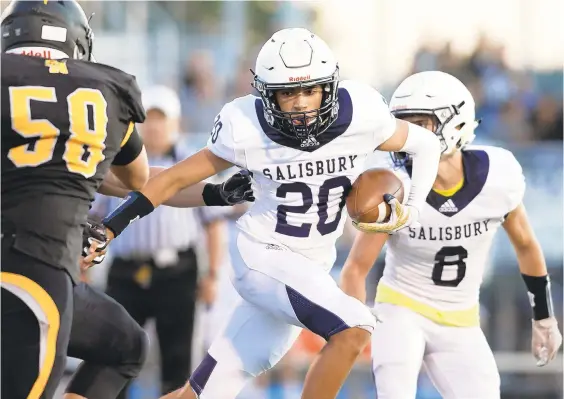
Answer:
top-left (85, 28), bottom-right (442, 399)
top-left (341, 71), bottom-right (563, 399)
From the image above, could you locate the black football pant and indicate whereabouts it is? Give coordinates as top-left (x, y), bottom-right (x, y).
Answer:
top-left (107, 248), bottom-right (199, 397)
top-left (1, 237), bottom-right (73, 399)
top-left (1, 237), bottom-right (149, 399)
top-left (65, 282), bottom-right (149, 399)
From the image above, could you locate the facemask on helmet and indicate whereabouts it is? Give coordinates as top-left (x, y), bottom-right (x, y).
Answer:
top-left (252, 28), bottom-right (340, 140)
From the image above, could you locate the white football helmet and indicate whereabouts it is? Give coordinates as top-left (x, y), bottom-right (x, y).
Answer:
top-left (389, 71), bottom-right (479, 162)
top-left (252, 28), bottom-right (339, 140)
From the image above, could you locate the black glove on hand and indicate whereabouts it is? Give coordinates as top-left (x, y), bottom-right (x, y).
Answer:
top-left (82, 218), bottom-right (109, 265)
top-left (203, 169), bottom-right (255, 206)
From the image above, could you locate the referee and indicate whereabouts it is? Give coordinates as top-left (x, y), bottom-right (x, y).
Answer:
top-left (90, 85), bottom-right (226, 397)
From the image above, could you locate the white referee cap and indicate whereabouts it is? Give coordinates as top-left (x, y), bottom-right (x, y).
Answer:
top-left (142, 85), bottom-right (181, 119)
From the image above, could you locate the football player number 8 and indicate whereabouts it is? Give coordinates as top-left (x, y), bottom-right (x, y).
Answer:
top-left (8, 86), bottom-right (108, 178)
top-left (432, 246), bottom-right (468, 287)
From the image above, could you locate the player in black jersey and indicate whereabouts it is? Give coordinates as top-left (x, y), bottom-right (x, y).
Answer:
top-left (2, 2), bottom-right (254, 398)
top-left (1, 1), bottom-right (150, 398)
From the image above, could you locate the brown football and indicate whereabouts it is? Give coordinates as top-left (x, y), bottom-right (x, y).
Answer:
top-left (346, 168), bottom-right (405, 223)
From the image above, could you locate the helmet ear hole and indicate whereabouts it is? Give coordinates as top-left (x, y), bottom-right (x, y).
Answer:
top-left (73, 43), bottom-right (86, 59)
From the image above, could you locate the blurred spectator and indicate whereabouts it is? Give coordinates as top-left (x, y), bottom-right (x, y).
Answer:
top-left (490, 99), bottom-right (534, 143)
top-left (91, 86), bottom-right (226, 398)
top-left (404, 36), bottom-right (562, 144)
top-left (436, 43), bottom-right (464, 76)
top-left (412, 45), bottom-right (439, 74)
top-left (468, 34), bottom-right (507, 77)
top-left (225, 60), bottom-right (255, 101)
top-left (179, 50), bottom-right (225, 134)
top-left (530, 96), bottom-right (564, 141)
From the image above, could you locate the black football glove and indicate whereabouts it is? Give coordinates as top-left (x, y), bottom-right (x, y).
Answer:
top-left (82, 218), bottom-right (109, 265)
top-left (203, 169), bottom-right (255, 206)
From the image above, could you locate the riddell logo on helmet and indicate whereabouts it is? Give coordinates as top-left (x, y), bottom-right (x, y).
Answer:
top-left (289, 75), bottom-right (311, 82)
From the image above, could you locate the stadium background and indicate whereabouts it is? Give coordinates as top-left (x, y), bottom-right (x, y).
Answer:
top-left (1, 0), bottom-right (561, 398)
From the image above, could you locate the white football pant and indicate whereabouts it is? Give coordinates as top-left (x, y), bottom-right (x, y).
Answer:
top-left (189, 230), bottom-right (376, 398)
top-left (372, 303), bottom-right (500, 399)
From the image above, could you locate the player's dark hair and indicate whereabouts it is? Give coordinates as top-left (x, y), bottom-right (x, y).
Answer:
top-left (1, 0), bottom-right (94, 61)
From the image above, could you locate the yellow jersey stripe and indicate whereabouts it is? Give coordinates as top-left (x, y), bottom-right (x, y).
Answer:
top-left (376, 283), bottom-right (479, 327)
top-left (120, 121), bottom-right (135, 148)
top-left (433, 177), bottom-right (464, 197)
top-left (1, 272), bottom-right (61, 399)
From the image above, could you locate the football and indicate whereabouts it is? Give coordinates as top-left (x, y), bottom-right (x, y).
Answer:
top-left (346, 168), bottom-right (405, 223)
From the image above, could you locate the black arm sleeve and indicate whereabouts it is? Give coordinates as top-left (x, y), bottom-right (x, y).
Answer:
top-left (112, 127), bottom-right (143, 166)
top-left (124, 76), bottom-right (146, 123)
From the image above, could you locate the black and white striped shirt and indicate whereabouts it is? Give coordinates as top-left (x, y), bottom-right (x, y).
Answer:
top-left (91, 142), bottom-right (227, 258)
